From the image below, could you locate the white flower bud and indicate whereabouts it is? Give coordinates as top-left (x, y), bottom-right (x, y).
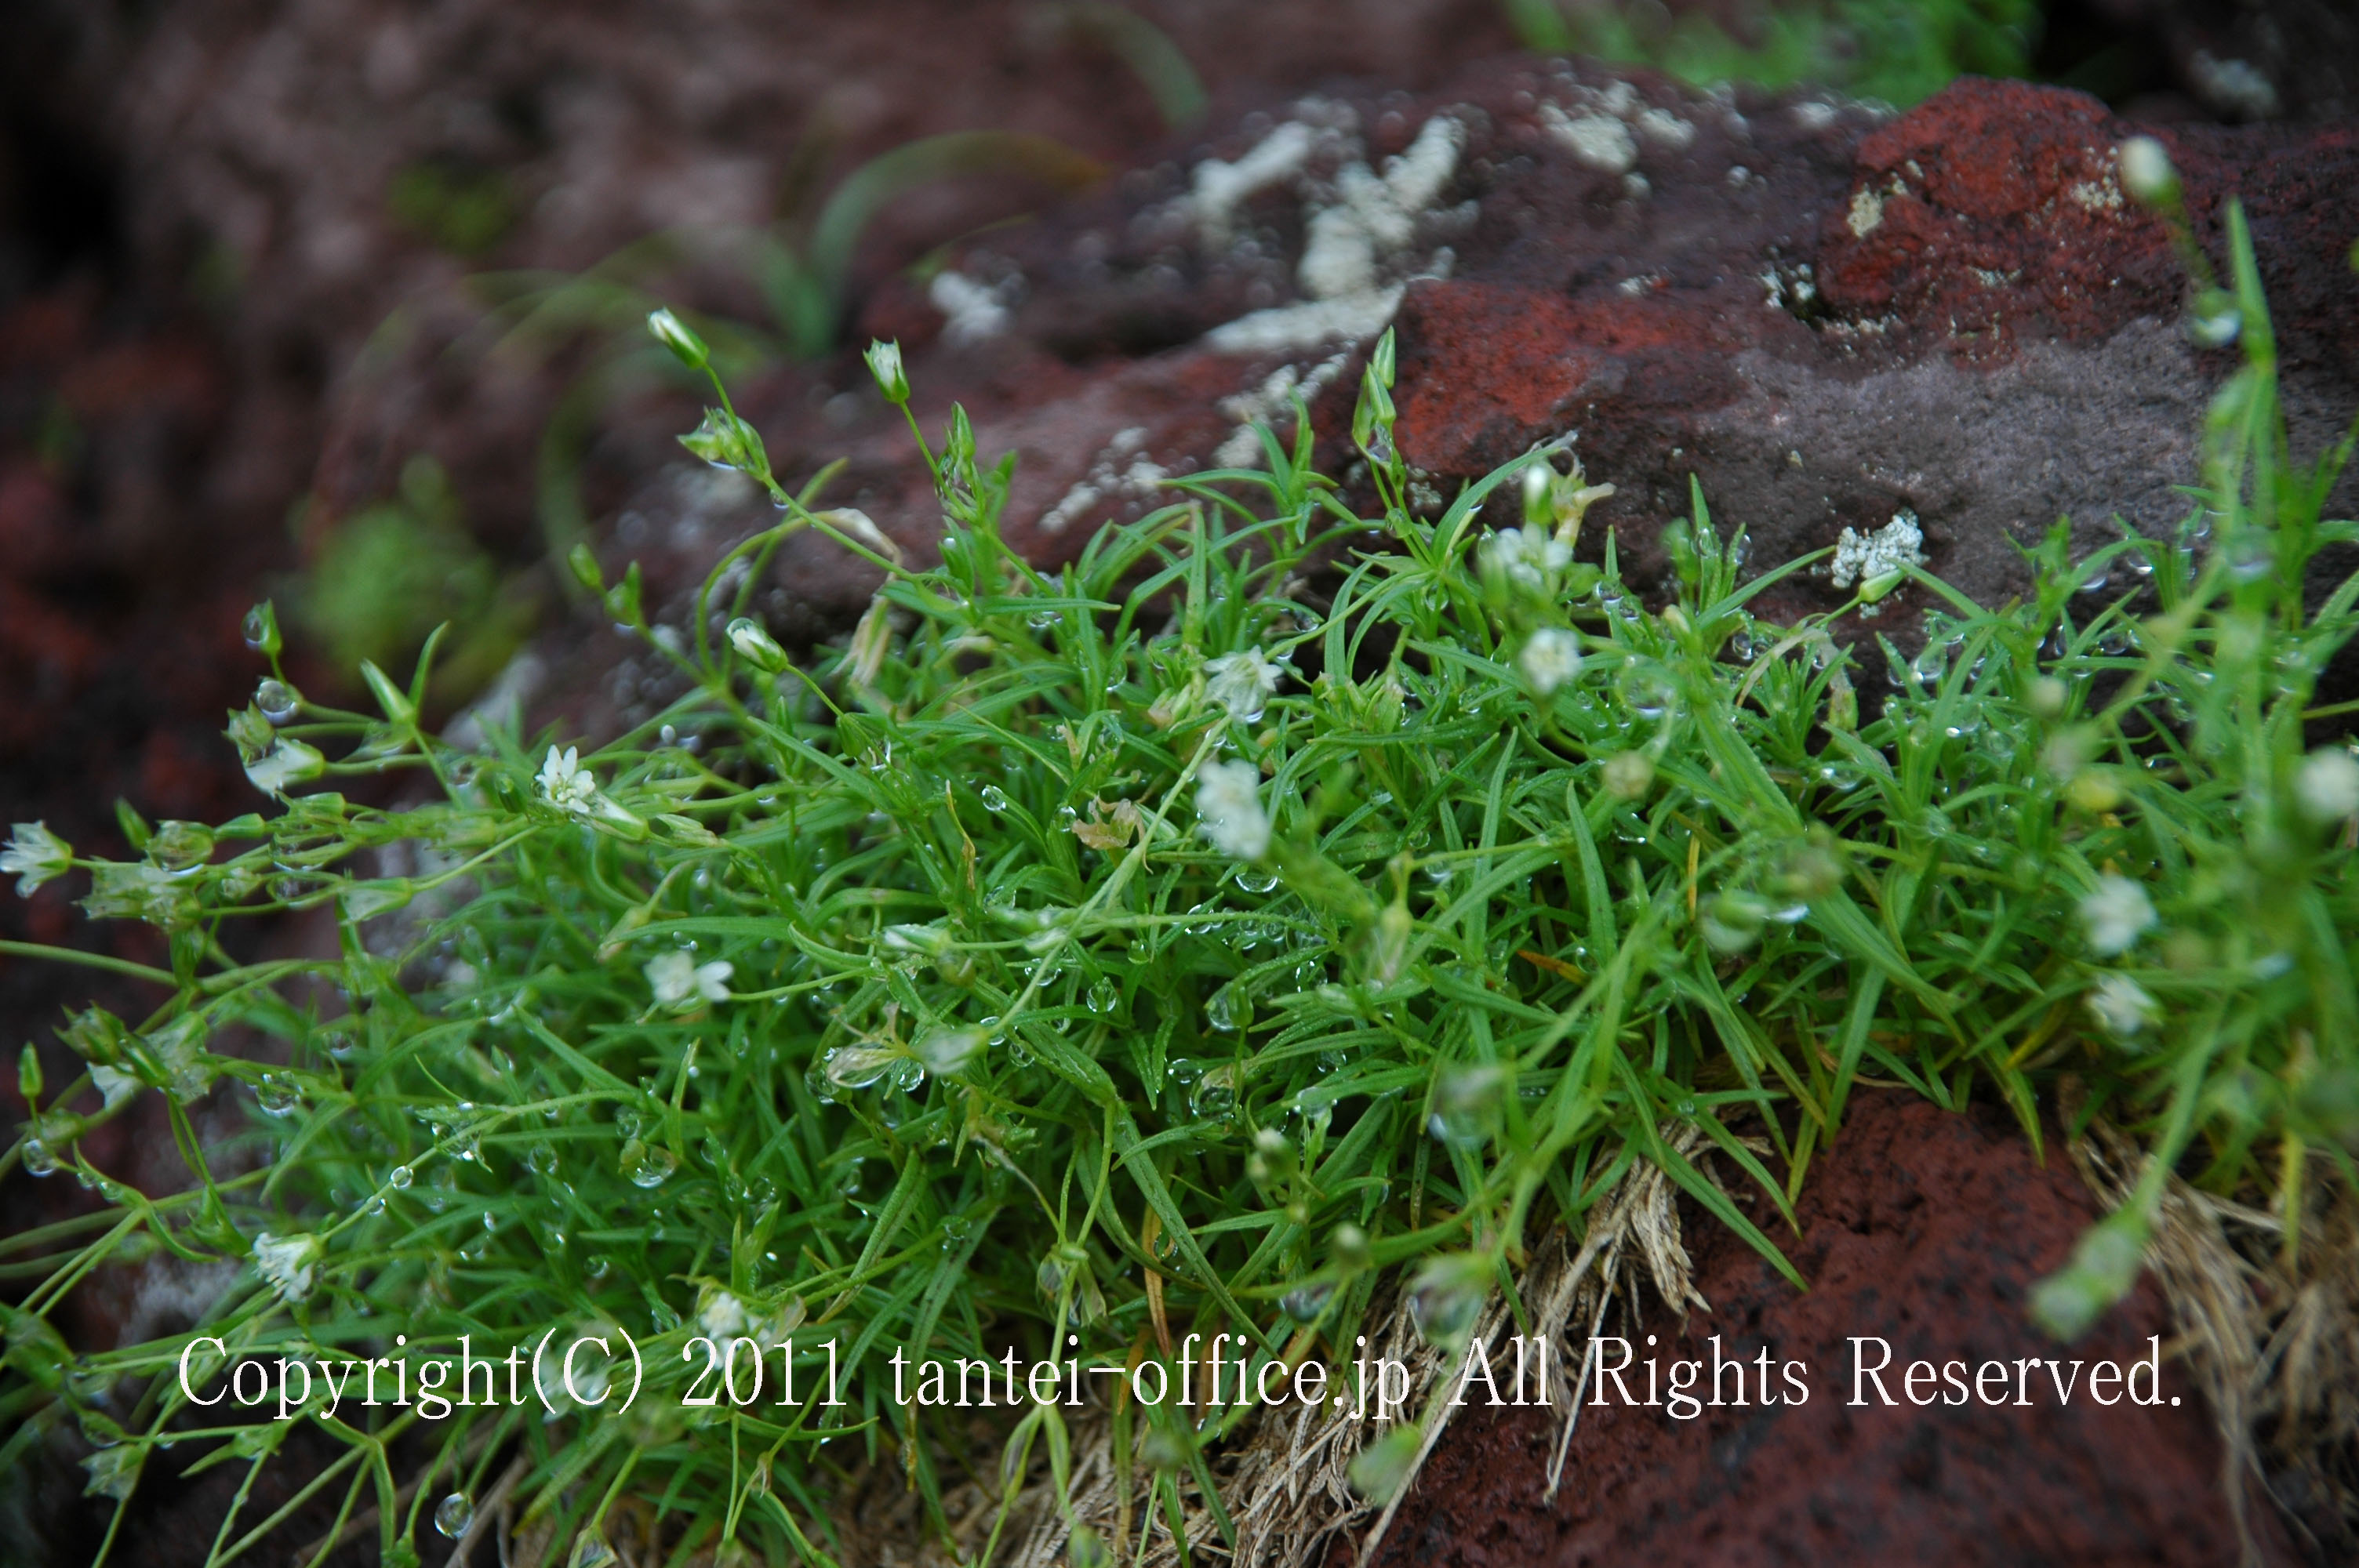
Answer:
top-left (2079, 874), bottom-right (2155, 956)
top-left (864, 339), bottom-right (909, 403)
top-left (646, 307), bottom-right (709, 369)
top-left (726, 617), bottom-right (789, 673)
top-left (2117, 137), bottom-right (2179, 209)
top-left (2295, 748), bottom-right (2359, 822)
top-left (1195, 759), bottom-right (1271, 860)
top-left (1602, 751), bottom-right (1654, 800)
top-left (1521, 462), bottom-right (1553, 530)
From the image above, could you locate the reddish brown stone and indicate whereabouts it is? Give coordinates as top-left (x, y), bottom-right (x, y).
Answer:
top-left (1816, 78), bottom-right (2183, 350)
top-left (1368, 1091), bottom-right (2300, 1568)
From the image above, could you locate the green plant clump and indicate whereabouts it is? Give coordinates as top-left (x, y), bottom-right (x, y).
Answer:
top-left (3, 194), bottom-right (2356, 1566)
top-left (1507, 0), bottom-right (2041, 107)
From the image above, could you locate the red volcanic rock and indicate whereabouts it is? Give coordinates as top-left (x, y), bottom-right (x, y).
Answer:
top-left (1379, 74), bottom-right (2357, 627)
top-left (544, 61), bottom-right (2359, 735)
top-left (1368, 1091), bottom-right (2301, 1568)
top-left (1814, 78), bottom-right (2184, 347)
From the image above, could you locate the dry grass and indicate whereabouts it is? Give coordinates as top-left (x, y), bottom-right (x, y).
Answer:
top-left (2070, 1108), bottom-right (2359, 1563)
top-left (984, 1126), bottom-right (1722, 1568)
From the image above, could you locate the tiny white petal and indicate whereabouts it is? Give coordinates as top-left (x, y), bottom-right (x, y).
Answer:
top-left (90, 1064), bottom-right (141, 1109)
top-left (2079, 874), bottom-right (2156, 957)
top-left (645, 950), bottom-right (698, 1006)
top-left (2086, 973), bottom-right (2157, 1038)
top-left (1195, 759), bottom-right (1271, 861)
top-left (245, 740), bottom-right (325, 797)
top-left (2295, 749), bottom-right (2359, 822)
top-left (698, 1288), bottom-right (750, 1340)
top-left (2, 821), bottom-right (72, 895)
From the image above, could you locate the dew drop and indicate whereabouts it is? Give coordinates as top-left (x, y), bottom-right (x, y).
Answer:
top-left (1190, 1065), bottom-right (1239, 1119)
top-left (434, 1494), bottom-right (474, 1540)
top-left (980, 785), bottom-right (1010, 812)
top-left (255, 679), bottom-right (299, 724)
top-left (620, 1140), bottom-right (678, 1189)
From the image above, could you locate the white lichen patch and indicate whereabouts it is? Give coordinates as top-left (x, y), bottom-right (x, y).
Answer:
top-left (1193, 108), bottom-right (1468, 355)
top-left (1829, 510), bottom-right (1928, 590)
top-left (1758, 260), bottom-right (1817, 311)
top-left (1793, 100), bottom-right (1840, 131)
top-left (1617, 272), bottom-right (1663, 296)
top-left (1040, 427), bottom-right (1173, 535)
top-left (2068, 153), bottom-right (2125, 212)
top-left (1190, 120), bottom-right (1317, 245)
top-left (1634, 107), bottom-right (1696, 150)
top-left (930, 268), bottom-right (1016, 346)
top-left (2189, 51), bottom-right (2280, 120)
top-left (1541, 107), bottom-right (1637, 175)
top-left (1846, 186), bottom-right (1886, 238)
top-left (1212, 350), bottom-right (1352, 467)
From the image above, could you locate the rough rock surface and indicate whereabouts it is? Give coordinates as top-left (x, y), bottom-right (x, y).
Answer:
top-left (519, 62), bottom-right (2359, 735)
top-left (720, 65), bottom-right (2356, 653)
top-left (1368, 1090), bottom-right (2303, 1567)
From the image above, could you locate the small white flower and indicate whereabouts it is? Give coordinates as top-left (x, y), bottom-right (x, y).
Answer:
top-left (245, 739), bottom-right (325, 797)
top-left (2086, 972), bottom-right (2158, 1038)
top-left (1205, 649), bottom-right (1281, 723)
top-left (2, 822), bottom-right (71, 896)
top-left (2117, 136), bottom-right (2178, 207)
top-left (252, 1230), bottom-right (322, 1304)
top-left (2079, 874), bottom-right (2156, 956)
top-left (1518, 629), bottom-right (1585, 695)
top-left (2295, 749), bottom-right (2359, 823)
top-left (646, 950), bottom-right (732, 1007)
top-left (1483, 527), bottom-right (1572, 593)
top-left (538, 746), bottom-right (598, 815)
top-left (697, 1287), bottom-right (750, 1341)
top-left (1196, 759), bottom-right (1271, 861)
